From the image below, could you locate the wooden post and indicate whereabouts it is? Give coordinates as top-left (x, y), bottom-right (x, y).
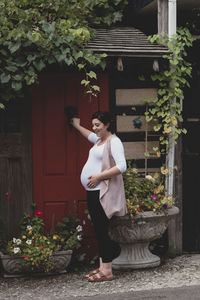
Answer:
top-left (157, 0), bottom-right (182, 253)
top-left (174, 136), bottom-right (183, 253)
top-left (157, 0), bottom-right (168, 35)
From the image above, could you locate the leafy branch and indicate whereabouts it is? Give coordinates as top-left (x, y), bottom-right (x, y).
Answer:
top-left (0, 0), bottom-right (128, 108)
top-left (144, 27), bottom-right (195, 151)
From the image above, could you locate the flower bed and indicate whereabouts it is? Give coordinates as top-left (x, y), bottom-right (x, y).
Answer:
top-left (0, 210), bottom-right (83, 276)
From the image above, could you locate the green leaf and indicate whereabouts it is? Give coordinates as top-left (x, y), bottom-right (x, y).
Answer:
top-left (100, 53), bottom-right (107, 58)
top-left (92, 85), bottom-right (100, 92)
top-left (138, 75), bottom-right (145, 81)
top-left (81, 79), bottom-right (89, 86)
top-left (87, 71), bottom-right (96, 79)
top-left (48, 57), bottom-right (56, 64)
top-left (64, 57), bottom-right (73, 65)
top-left (33, 60), bottom-right (46, 71)
top-left (154, 172), bottom-right (159, 179)
top-left (5, 65), bottom-right (18, 72)
top-left (0, 73), bottom-right (11, 83)
top-left (11, 81), bottom-right (22, 91)
top-left (154, 124), bottom-right (162, 132)
top-left (8, 40), bottom-right (21, 54)
top-left (182, 128), bottom-right (187, 134)
top-left (27, 55), bottom-right (37, 63)
top-left (144, 152), bottom-right (150, 158)
top-left (78, 64), bottom-right (85, 70)
top-left (74, 51), bottom-right (83, 60)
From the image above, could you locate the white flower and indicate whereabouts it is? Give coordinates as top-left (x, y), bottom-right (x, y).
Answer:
top-left (13, 238), bottom-right (17, 244)
top-left (82, 220), bottom-right (86, 225)
top-left (87, 214), bottom-right (91, 220)
top-left (16, 239), bottom-right (22, 245)
top-left (77, 235), bottom-right (82, 241)
top-left (27, 225), bottom-right (32, 230)
top-left (13, 247), bottom-right (20, 254)
top-left (76, 225), bottom-right (83, 232)
top-left (26, 240), bottom-right (32, 245)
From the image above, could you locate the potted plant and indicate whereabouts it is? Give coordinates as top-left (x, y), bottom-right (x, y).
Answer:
top-left (0, 210), bottom-right (83, 277)
top-left (109, 163), bottom-right (179, 270)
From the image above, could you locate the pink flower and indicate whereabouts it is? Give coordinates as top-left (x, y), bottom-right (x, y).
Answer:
top-left (34, 210), bottom-right (43, 217)
top-left (152, 195), bottom-right (157, 200)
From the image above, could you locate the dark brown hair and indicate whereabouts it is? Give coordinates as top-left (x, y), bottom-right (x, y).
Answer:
top-left (91, 111), bottom-right (114, 133)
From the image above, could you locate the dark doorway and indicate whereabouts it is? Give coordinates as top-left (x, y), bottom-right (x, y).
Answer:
top-left (182, 39), bottom-right (200, 252)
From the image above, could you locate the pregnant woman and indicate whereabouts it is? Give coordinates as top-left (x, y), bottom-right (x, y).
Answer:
top-left (71, 111), bottom-right (127, 282)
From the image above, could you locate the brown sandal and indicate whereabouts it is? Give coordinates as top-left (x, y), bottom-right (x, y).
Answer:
top-left (85, 268), bottom-right (99, 278)
top-left (88, 271), bottom-right (114, 282)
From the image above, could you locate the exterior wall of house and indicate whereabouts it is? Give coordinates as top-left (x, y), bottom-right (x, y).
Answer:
top-left (0, 57), bottom-right (187, 256)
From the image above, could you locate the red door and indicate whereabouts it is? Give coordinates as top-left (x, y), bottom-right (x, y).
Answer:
top-left (32, 73), bottom-right (108, 257)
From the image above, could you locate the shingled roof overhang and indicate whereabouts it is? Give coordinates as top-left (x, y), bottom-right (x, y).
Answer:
top-left (86, 27), bottom-right (169, 58)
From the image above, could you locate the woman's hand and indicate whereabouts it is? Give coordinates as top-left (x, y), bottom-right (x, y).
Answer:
top-left (87, 174), bottom-right (101, 189)
top-left (70, 117), bottom-right (80, 128)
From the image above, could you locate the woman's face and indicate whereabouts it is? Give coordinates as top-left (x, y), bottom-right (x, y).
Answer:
top-left (92, 118), bottom-right (109, 138)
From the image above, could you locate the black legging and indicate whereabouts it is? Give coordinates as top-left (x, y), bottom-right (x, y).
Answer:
top-left (87, 190), bottom-right (120, 263)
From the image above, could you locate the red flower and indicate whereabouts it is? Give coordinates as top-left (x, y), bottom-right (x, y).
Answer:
top-left (34, 210), bottom-right (43, 217)
top-left (29, 215), bottom-right (33, 219)
top-left (40, 245), bottom-right (44, 249)
top-left (6, 193), bottom-right (11, 202)
top-left (24, 256), bottom-right (29, 260)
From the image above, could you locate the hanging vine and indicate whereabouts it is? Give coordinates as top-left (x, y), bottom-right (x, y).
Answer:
top-left (0, 0), bottom-right (128, 108)
top-left (144, 27), bottom-right (196, 152)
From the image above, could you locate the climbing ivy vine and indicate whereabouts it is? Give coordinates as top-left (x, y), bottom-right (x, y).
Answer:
top-left (0, 0), bottom-right (128, 108)
top-left (144, 27), bottom-right (196, 151)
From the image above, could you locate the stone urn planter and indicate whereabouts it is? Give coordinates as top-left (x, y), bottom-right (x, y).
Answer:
top-left (0, 250), bottom-right (72, 278)
top-left (109, 206), bottom-right (179, 270)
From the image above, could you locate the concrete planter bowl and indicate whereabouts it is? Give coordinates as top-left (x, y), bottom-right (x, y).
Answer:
top-left (109, 206), bottom-right (179, 270)
top-left (0, 250), bottom-right (72, 278)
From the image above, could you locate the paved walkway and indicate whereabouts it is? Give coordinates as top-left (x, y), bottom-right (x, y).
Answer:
top-left (1, 254), bottom-right (200, 300)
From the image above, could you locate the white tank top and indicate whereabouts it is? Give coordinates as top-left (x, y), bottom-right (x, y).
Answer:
top-left (80, 142), bottom-right (104, 191)
top-left (80, 132), bottom-right (127, 191)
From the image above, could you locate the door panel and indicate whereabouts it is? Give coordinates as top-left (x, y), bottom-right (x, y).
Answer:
top-left (32, 73), bottom-right (108, 257)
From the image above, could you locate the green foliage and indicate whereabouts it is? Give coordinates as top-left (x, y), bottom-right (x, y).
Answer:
top-left (54, 215), bottom-right (83, 251)
top-left (0, 0), bottom-right (128, 106)
top-left (145, 27), bottom-right (196, 148)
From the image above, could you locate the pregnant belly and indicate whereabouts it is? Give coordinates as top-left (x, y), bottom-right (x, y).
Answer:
top-left (80, 162), bottom-right (101, 190)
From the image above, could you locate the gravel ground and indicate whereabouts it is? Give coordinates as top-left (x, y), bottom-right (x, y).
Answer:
top-left (1, 254), bottom-right (200, 300)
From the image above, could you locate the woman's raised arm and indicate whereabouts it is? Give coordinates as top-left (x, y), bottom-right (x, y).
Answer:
top-left (70, 118), bottom-right (92, 139)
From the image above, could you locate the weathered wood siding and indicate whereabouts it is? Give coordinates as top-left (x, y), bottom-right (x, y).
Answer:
top-left (0, 98), bottom-right (32, 240)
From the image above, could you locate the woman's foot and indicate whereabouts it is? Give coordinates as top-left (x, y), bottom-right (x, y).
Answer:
top-left (88, 270), bottom-right (113, 282)
top-left (85, 268), bottom-right (99, 278)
